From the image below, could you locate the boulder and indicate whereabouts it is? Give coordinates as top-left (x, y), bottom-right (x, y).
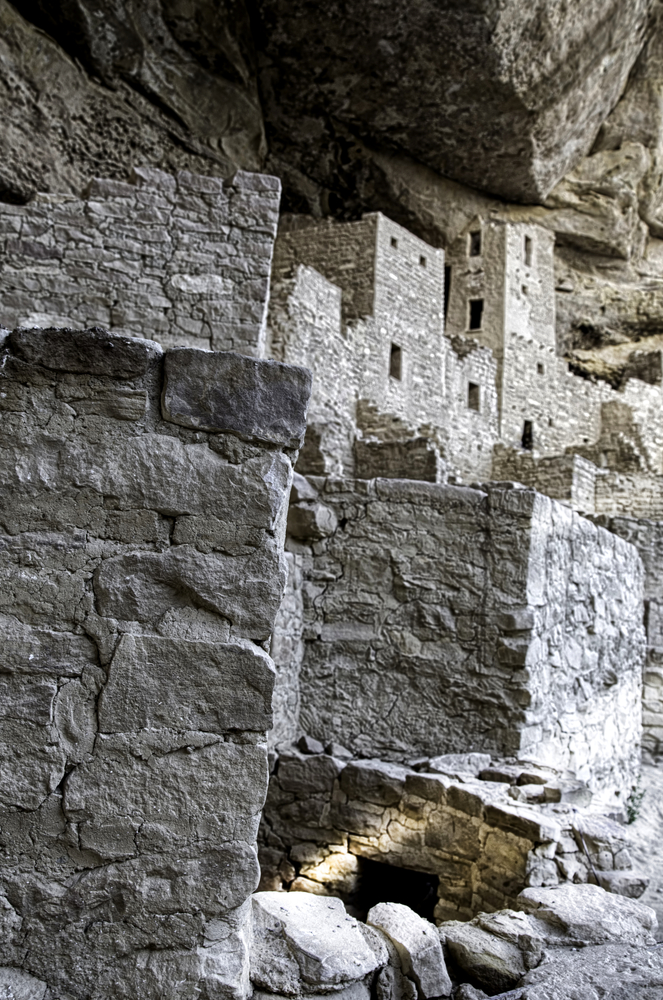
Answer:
top-left (251, 892), bottom-right (385, 995)
top-left (440, 912), bottom-right (538, 994)
top-left (367, 902), bottom-right (452, 998)
top-left (428, 754), bottom-right (491, 780)
top-left (441, 884), bottom-right (658, 993)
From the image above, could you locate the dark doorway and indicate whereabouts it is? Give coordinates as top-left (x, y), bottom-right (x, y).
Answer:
top-left (522, 419), bottom-right (534, 450)
top-left (345, 858), bottom-right (439, 922)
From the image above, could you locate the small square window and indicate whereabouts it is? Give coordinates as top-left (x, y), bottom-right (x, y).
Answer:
top-left (537, 363), bottom-right (544, 375)
top-left (524, 235), bottom-right (533, 266)
top-left (469, 230), bottom-right (482, 256)
top-left (468, 382), bottom-right (480, 411)
top-left (419, 254), bottom-right (427, 267)
top-left (391, 237), bottom-right (398, 248)
top-left (389, 343), bottom-right (402, 380)
top-left (468, 299), bottom-right (484, 330)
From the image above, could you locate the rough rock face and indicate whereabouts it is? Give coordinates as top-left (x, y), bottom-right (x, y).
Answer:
top-left (0, 327), bottom-right (311, 998)
top-left (250, 892), bottom-right (386, 996)
top-left (257, 0), bottom-right (653, 204)
top-left (0, 0), bottom-right (263, 205)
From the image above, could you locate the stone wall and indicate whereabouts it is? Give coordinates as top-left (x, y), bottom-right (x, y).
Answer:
top-left (592, 515), bottom-right (663, 758)
top-left (267, 215), bottom-right (499, 481)
top-left (0, 326), bottom-right (311, 999)
top-left (492, 448), bottom-right (600, 513)
top-left (267, 263), bottom-right (356, 475)
top-left (260, 748), bottom-right (643, 923)
top-left (284, 477), bottom-right (644, 806)
top-left (0, 167), bottom-right (281, 355)
top-left (445, 219), bottom-right (663, 473)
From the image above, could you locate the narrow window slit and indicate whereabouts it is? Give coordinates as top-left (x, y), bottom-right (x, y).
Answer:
top-left (389, 343), bottom-right (402, 380)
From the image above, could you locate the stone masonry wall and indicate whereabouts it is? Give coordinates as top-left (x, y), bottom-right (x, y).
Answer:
top-left (492, 449), bottom-right (600, 514)
top-left (261, 749), bottom-right (642, 924)
top-left (0, 327), bottom-right (311, 999)
top-left (267, 215), bottom-right (498, 481)
top-left (267, 263), bottom-right (356, 475)
top-left (0, 167), bottom-right (281, 355)
top-left (592, 515), bottom-right (663, 759)
top-left (446, 218), bottom-right (663, 471)
top-left (285, 477), bottom-right (644, 805)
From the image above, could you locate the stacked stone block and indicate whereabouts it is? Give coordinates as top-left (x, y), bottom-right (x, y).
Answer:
top-left (0, 167), bottom-right (281, 355)
top-left (0, 327), bottom-right (310, 999)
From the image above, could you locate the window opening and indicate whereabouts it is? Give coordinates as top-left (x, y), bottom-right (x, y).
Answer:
top-left (390, 236), bottom-right (398, 248)
top-left (469, 230), bottom-right (482, 256)
top-left (469, 299), bottom-right (484, 330)
top-left (389, 343), bottom-right (402, 380)
top-left (468, 382), bottom-right (480, 411)
top-left (419, 254), bottom-right (427, 267)
top-left (537, 363), bottom-right (544, 375)
top-left (522, 420), bottom-right (534, 450)
top-left (524, 235), bottom-right (533, 266)
top-left (444, 265), bottom-right (452, 323)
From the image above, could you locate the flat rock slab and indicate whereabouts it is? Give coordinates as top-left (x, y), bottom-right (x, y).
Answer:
top-left (162, 348), bottom-right (312, 448)
top-left (367, 902), bottom-right (452, 998)
top-left (500, 943), bottom-right (663, 999)
top-left (516, 883), bottom-right (658, 946)
top-left (251, 891), bottom-right (382, 994)
top-left (8, 327), bottom-right (162, 378)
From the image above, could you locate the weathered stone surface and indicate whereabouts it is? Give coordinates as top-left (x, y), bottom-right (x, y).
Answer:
top-left (250, 892), bottom-right (384, 994)
top-left (9, 327), bottom-right (162, 378)
top-left (509, 942), bottom-right (663, 999)
top-left (0, 327), bottom-right (297, 998)
top-left (0, 967), bottom-right (47, 1000)
top-left (515, 883), bottom-right (658, 946)
top-left (367, 903), bottom-right (451, 999)
top-left (429, 755), bottom-right (492, 780)
top-left (258, 0), bottom-right (654, 204)
top-left (162, 349), bottom-right (312, 448)
top-left (441, 917), bottom-right (530, 994)
top-left (0, 0), bottom-right (264, 205)
top-left (289, 477), bottom-right (643, 811)
top-left (98, 634), bottom-right (275, 734)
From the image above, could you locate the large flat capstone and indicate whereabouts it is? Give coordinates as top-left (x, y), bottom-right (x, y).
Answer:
top-left (162, 348), bottom-right (312, 448)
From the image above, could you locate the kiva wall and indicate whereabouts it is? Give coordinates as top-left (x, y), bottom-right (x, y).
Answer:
top-left (0, 168), bottom-right (281, 355)
top-left (0, 327), bottom-right (310, 999)
top-left (283, 477), bottom-right (644, 805)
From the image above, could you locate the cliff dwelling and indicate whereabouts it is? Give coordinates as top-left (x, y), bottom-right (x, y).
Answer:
top-left (2, 3), bottom-right (663, 999)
